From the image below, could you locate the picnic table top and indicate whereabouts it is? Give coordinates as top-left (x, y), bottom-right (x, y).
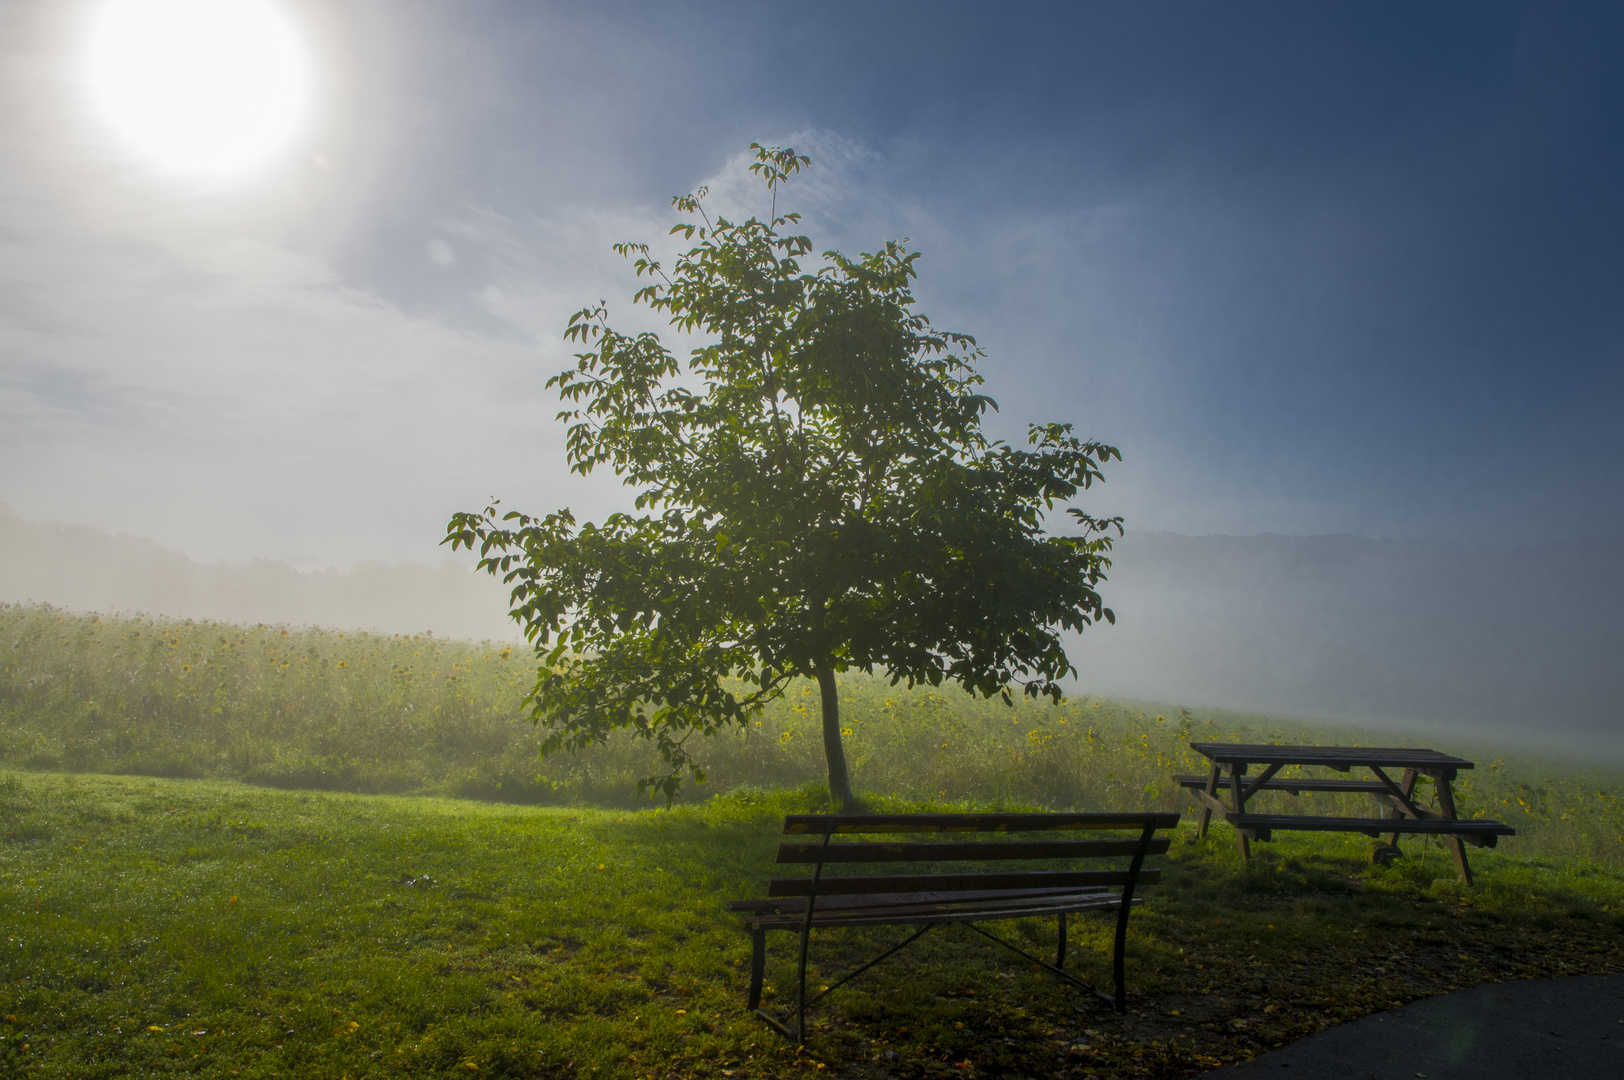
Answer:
top-left (1189, 742), bottom-right (1475, 770)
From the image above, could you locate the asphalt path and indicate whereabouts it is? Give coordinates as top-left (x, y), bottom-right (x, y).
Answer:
top-left (1195, 975), bottom-right (1624, 1080)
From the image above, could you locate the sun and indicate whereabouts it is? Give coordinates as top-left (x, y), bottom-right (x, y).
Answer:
top-left (85, 0), bottom-right (311, 178)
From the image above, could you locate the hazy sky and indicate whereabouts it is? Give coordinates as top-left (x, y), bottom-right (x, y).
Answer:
top-left (3, 0), bottom-right (1622, 567)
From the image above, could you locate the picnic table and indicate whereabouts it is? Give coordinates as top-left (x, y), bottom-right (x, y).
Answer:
top-left (1175, 743), bottom-right (1514, 884)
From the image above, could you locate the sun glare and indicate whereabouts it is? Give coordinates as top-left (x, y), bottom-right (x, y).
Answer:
top-left (86, 0), bottom-right (310, 178)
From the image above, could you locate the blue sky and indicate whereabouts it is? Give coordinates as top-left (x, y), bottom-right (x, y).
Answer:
top-left (2, 0), bottom-right (1622, 565)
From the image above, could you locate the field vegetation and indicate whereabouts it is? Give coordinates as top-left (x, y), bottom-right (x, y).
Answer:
top-left (3, 604), bottom-right (1622, 865)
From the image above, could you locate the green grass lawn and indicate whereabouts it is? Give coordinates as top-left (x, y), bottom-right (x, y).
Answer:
top-left (5, 770), bottom-right (1624, 1079)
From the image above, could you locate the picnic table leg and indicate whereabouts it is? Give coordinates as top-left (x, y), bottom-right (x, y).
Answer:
top-left (1198, 763), bottom-right (1220, 839)
top-left (1056, 911), bottom-right (1068, 970)
top-left (1383, 768), bottom-right (1418, 850)
top-left (747, 928), bottom-right (767, 1009)
top-left (1432, 771), bottom-right (1474, 886)
top-left (1229, 764), bottom-right (1251, 862)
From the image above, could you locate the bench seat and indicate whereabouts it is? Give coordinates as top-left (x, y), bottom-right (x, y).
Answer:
top-left (731, 887), bottom-right (1135, 930)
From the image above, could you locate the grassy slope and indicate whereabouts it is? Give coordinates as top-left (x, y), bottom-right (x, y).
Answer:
top-left (4, 771), bottom-right (1623, 1080)
top-left (5, 605), bottom-right (1624, 867)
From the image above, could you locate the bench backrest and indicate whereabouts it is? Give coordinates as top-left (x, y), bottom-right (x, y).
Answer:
top-left (769, 812), bottom-right (1179, 900)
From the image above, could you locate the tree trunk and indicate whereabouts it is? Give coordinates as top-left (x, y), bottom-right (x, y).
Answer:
top-left (814, 662), bottom-right (855, 808)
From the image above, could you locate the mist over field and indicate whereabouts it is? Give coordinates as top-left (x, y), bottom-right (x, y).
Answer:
top-left (6, 506), bottom-right (1618, 756)
top-left (0, 505), bottom-right (516, 642)
top-left (1073, 532), bottom-right (1624, 754)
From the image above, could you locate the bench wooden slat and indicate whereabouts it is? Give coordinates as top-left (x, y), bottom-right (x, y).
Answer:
top-left (1172, 773), bottom-right (1391, 795)
top-left (760, 867), bottom-right (1161, 898)
top-left (783, 812), bottom-right (1180, 835)
top-left (745, 895), bottom-right (1130, 931)
top-left (741, 889), bottom-right (1116, 923)
top-left (1228, 813), bottom-right (1513, 837)
top-left (1190, 743), bottom-right (1474, 770)
top-left (728, 886), bottom-right (1105, 912)
top-left (776, 837), bottom-right (1171, 864)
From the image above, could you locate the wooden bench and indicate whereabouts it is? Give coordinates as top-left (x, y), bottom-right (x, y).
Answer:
top-left (727, 811), bottom-right (1179, 1043)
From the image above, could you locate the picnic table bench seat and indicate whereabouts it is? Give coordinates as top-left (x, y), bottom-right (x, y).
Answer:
top-left (1225, 813), bottom-right (1515, 844)
top-left (728, 811), bottom-right (1178, 1044)
top-left (1172, 773), bottom-right (1392, 796)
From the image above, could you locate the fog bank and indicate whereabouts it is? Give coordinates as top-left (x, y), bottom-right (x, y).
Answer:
top-left (0, 506), bottom-right (518, 641)
top-left (1074, 532), bottom-right (1624, 751)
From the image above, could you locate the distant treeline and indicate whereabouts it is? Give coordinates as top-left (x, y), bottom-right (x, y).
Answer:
top-left (3, 604), bottom-right (1622, 865)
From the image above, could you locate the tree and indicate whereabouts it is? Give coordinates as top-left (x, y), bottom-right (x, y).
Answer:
top-left (444, 144), bottom-right (1122, 806)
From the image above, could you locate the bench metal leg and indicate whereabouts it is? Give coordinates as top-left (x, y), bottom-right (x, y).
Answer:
top-left (790, 830), bottom-right (833, 1045)
top-left (807, 922), bottom-right (935, 1008)
top-left (1110, 903), bottom-right (1129, 1011)
top-left (795, 923), bottom-right (812, 1044)
top-left (1109, 822), bottom-right (1157, 1012)
top-left (1056, 911), bottom-right (1067, 970)
top-left (964, 922), bottom-right (1100, 997)
top-left (747, 928), bottom-right (766, 1009)
top-left (754, 923), bottom-right (937, 1043)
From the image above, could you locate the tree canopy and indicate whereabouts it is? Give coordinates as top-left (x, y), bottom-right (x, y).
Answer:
top-left (444, 145), bottom-right (1122, 805)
